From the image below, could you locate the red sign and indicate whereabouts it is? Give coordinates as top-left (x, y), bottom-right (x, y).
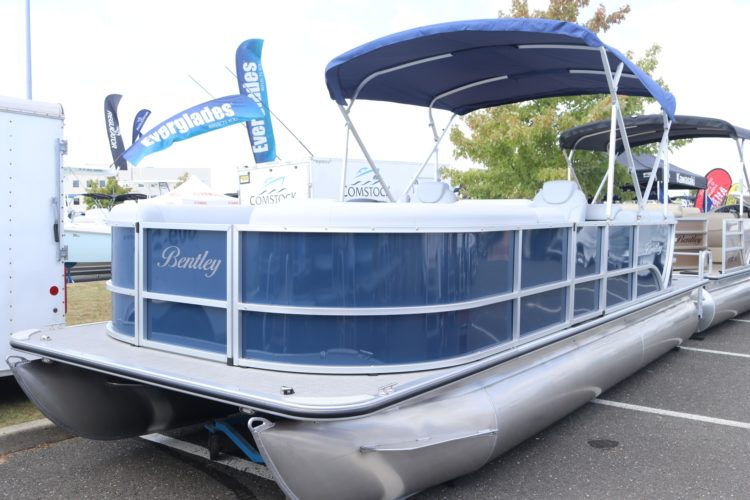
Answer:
top-left (696, 168), bottom-right (732, 212)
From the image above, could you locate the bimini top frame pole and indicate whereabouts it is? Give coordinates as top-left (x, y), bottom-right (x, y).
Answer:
top-left (596, 47), bottom-right (643, 216)
top-left (324, 18), bottom-right (676, 204)
top-left (735, 138), bottom-right (748, 216)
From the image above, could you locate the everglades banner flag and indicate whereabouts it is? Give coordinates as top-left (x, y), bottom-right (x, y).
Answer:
top-left (104, 94), bottom-right (128, 170)
top-left (132, 108), bottom-right (151, 143)
top-left (122, 95), bottom-right (264, 166)
top-left (235, 39), bottom-right (276, 163)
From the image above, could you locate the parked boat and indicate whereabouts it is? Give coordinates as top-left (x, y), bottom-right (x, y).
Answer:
top-left (63, 194), bottom-right (146, 267)
top-left (10, 19), bottom-right (703, 499)
top-left (64, 207), bottom-right (112, 265)
top-left (559, 114), bottom-right (750, 331)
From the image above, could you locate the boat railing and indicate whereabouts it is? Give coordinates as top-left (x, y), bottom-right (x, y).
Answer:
top-left (721, 217), bottom-right (750, 273)
top-left (673, 215), bottom-right (750, 276)
top-left (105, 209), bottom-right (675, 375)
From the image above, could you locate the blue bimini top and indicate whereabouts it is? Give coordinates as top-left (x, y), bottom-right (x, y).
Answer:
top-left (324, 18), bottom-right (676, 118)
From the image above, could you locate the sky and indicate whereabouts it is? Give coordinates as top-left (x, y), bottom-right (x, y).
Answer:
top-left (1, 0), bottom-right (749, 192)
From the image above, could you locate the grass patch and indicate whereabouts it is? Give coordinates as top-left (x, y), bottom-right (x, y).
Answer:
top-left (1, 281), bottom-right (111, 429)
top-left (0, 378), bottom-right (42, 427)
top-left (0, 400), bottom-right (42, 427)
top-left (66, 281), bottom-right (111, 325)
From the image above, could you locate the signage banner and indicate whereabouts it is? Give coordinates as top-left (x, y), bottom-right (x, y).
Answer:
top-left (132, 108), bottom-right (152, 143)
top-left (696, 168), bottom-right (732, 212)
top-left (235, 39), bottom-right (276, 163)
top-left (122, 95), bottom-right (264, 166)
top-left (104, 94), bottom-right (128, 170)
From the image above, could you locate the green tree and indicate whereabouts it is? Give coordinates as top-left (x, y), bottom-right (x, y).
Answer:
top-left (448, 1), bottom-right (667, 200)
top-left (84, 176), bottom-right (131, 209)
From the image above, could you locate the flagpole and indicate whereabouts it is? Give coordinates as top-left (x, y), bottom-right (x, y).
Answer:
top-left (25, 0), bottom-right (32, 99)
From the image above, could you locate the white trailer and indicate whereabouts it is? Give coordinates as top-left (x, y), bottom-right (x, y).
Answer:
top-left (238, 157), bottom-right (439, 205)
top-left (1, 96), bottom-right (67, 376)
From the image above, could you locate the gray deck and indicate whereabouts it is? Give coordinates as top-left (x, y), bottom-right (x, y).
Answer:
top-left (9, 323), bottom-right (459, 418)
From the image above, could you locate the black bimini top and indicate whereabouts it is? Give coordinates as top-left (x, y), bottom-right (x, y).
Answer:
top-left (559, 114), bottom-right (750, 153)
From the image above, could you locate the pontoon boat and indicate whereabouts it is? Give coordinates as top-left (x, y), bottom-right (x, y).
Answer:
top-left (560, 114), bottom-right (750, 331)
top-left (9, 19), bottom-right (703, 499)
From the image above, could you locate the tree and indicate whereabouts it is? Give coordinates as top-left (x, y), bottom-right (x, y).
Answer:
top-left (174, 172), bottom-right (191, 188)
top-left (447, 1), bottom-right (668, 200)
top-left (84, 176), bottom-right (131, 209)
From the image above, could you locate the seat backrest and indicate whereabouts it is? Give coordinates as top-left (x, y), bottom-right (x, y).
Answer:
top-left (586, 203), bottom-right (621, 221)
top-left (411, 181), bottom-right (457, 204)
top-left (530, 180), bottom-right (587, 223)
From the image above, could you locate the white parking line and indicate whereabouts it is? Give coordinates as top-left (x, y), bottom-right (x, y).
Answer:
top-left (591, 399), bottom-right (750, 429)
top-left (680, 346), bottom-right (750, 359)
top-left (140, 433), bottom-right (274, 481)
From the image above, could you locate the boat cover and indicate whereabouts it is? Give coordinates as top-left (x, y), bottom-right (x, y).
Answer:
top-left (616, 153), bottom-right (707, 190)
top-left (324, 18), bottom-right (675, 118)
top-left (559, 115), bottom-right (750, 152)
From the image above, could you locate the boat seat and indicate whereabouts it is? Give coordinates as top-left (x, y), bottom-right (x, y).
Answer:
top-left (530, 180), bottom-right (587, 223)
top-left (619, 202), bottom-right (695, 216)
top-left (587, 202), bottom-right (681, 224)
top-left (586, 204), bottom-right (621, 221)
top-left (411, 181), bottom-right (457, 204)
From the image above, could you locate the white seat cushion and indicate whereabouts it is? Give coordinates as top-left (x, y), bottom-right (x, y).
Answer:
top-left (531, 180), bottom-right (587, 223)
top-left (412, 181), bottom-right (457, 204)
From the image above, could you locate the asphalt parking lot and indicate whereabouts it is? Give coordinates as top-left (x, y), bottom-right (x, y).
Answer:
top-left (2, 313), bottom-right (749, 499)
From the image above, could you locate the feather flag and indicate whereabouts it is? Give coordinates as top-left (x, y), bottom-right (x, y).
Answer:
top-left (104, 94), bottom-right (127, 170)
top-left (235, 39), bottom-right (276, 163)
top-left (122, 95), bottom-right (264, 166)
top-left (131, 108), bottom-right (152, 143)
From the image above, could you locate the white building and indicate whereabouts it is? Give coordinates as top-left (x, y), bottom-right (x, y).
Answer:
top-left (63, 165), bottom-right (214, 212)
top-left (62, 165), bottom-right (114, 212)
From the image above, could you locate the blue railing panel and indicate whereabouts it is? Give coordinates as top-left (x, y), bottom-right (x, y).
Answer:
top-left (520, 288), bottom-right (566, 336)
top-left (574, 280), bottom-right (599, 318)
top-left (240, 301), bottom-right (513, 366)
top-left (638, 225), bottom-right (670, 275)
top-left (575, 226), bottom-right (601, 277)
top-left (608, 226), bottom-right (633, 271)
top-left (145, 299), bottom-right (226, 353)
top-left (145, 229), bottom-right (227, 300)
top-left (521, 228), bottom-right (568, 288)
top-left (636, 269), bottom-right (660, 297)
top-left (112, 293), bottom-right (135, 337)
top-left (606, 273), bottom-right (632, 307)
top-left (112, 227), bottom-right (135, 289)
top-left (241, 231), bottom-right (514, 307)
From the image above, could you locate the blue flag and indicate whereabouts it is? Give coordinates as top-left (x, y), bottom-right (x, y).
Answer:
top-left (132, 108), bottom-right (151, 143)
top-left (122, 95), bottom-right (264, 166)
top-left (235, 39), bottom-right (276, 163)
